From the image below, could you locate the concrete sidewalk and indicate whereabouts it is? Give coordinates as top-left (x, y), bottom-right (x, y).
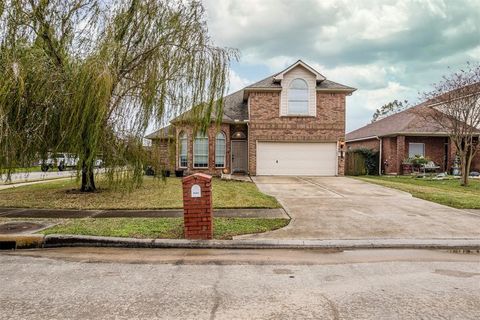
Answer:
top-left (0, 207), bottom-right (289, 219)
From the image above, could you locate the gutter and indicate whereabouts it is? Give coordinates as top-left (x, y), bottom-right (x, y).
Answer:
top-left (243, 87), bottom-right (356, 94)
top-left (376, 136), bottom-right (382, 176)
top-left (345, 136), bottom-right (381, 143)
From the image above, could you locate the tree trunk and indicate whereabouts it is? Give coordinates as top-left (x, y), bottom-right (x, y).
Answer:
top-left (460, 154), bottom-right (469, 186)
top-left (463, 150), bottom-right (474, 187)
top-left (81, 161), bottom-right (96, 192)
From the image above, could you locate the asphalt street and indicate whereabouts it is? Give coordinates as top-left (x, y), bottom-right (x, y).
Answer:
top-left (1, 248), bottom-right (479, 319)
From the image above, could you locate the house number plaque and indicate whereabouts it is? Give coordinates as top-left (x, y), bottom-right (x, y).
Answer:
top-left (191, 184), bottom-right (201, 198)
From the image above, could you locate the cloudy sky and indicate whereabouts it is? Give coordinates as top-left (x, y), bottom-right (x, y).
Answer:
top-left (203, 0), bottom-right (480, 132)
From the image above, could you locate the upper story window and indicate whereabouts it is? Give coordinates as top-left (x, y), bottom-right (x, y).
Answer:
top-left (193, 132), bottom-right (209, 168)
top-left (179, 131), bottom-right (188, 168)
top-left (215, 132), bottom-right (226, 168)
top-left (287, 78), bottom-right (309, 115)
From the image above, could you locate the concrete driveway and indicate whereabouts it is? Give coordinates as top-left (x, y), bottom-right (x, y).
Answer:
top-left (241, 176), bottom-right (480, 240)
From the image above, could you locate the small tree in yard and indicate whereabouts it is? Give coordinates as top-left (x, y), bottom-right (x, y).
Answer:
top-left (421, 63), bottom-right (480, 186)
top-left (0, 0), bottom-right (237, 191)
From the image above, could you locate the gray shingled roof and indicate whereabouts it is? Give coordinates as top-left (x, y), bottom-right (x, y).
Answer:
top-left (245, 60), bottom-right (355, 91)
top-left (346, 104), bottom-right (452, 141)
top-left (170, 88), bottom-right (248, 123)
top-left (144, 125), bottom-right (174, 140)
top-left (347, 83), bottom-right (480, 141)
top-left (222, 89), bottom-right (248, 121)
top-left (245, 75), bottom-right (355, 91)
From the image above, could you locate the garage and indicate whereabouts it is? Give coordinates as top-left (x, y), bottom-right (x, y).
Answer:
top-left (256, 142), bottom-right (337, 176)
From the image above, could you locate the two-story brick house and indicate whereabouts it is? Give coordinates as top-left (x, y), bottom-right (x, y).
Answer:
top-left (146, 60), bottom-right (356, 176)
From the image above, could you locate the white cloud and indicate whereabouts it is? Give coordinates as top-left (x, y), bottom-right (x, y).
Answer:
top-left (228, 70), bottom-right (251, 93)
top-left (335, 2), bottom-right (410, 41)
top-left (204, 0), bottom-right (480, 131)
top-left (346, 81), bottom-right (416, 131)
top-left (310, 63), bottom-right (391, 90)
top-left (361, 82), bottom-right (414, 111)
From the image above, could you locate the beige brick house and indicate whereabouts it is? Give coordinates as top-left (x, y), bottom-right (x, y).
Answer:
top-left (146, 60), bottom-right (356, 176)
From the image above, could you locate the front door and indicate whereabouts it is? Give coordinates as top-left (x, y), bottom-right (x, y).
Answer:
top-left (231, 141), bottom-right (248, 173)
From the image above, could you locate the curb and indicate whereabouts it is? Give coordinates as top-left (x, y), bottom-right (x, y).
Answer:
top-left (3, 234), bottom-right (480, 250)
top-left (0, 234), bottom-right (45, 249)
top-left (43, 236), bottom-right (480, 250)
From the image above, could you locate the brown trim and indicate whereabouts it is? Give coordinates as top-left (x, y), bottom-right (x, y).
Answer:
top-left (256, 139), bottom-right (339, 143)
top-left (280, 115), bottom-right (316, 118)
top-left (316, 88), bottom-right (356, 93)
top-left (244, 87), bottom-right (282, 92)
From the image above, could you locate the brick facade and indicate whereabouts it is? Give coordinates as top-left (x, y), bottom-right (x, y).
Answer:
top-left (151, 139), bottom-right (175, 172)
top-left (174, 123), bottom-right (231, 176)
top-left (247, 91), bottom-right (347, 175)
top-left (170, 90), bottom-right (347, 177)
top-left (405, 136), bottom-right (448, 170)
top-left (346, 135), bottom-right (475, 175)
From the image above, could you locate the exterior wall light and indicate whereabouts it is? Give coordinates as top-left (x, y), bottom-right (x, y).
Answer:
top-left (232, 132), bottom-right (246, 139)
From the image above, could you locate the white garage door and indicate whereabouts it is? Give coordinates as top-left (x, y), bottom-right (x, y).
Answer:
top-left (256, 142), bottom-right (337, 176)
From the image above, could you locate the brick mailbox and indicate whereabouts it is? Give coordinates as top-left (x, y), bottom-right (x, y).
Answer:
top-left (182, 173), bottom-right (213, 240)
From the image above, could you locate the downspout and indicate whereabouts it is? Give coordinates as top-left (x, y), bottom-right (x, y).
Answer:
top-left (376, 136), bottom-right (382, 175)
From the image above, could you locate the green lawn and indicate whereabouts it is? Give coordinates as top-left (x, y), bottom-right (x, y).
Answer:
top-left (0, 177), bottom-right (280, 210)
top-left (34, 217), bottom-right (289, 240)
top-left (356, 176), bottom-right (480, 209)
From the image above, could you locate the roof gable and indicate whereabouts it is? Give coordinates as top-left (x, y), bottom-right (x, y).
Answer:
top-left (273, 60), bottom-right (326, 81)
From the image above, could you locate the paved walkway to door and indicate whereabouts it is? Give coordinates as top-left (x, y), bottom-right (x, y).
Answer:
top-left (238, 176), bottom-right (480, 240)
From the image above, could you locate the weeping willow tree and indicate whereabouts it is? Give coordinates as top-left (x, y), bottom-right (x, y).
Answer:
top-left (0, 0), bottom-right (237, 191)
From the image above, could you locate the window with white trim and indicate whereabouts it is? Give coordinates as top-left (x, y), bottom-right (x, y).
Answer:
top-left (179, 132), bottom-right (188, 168)
top-left (215, 132), bottom-right (226, 168)
top-left (288, 78), bottom-right (309, 115)
top-left (408, 143), bottom-right (425, 158)
top-left (193, 132), bottom-right (209, 168)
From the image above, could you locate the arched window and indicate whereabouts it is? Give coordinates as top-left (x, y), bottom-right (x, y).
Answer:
top-left (179, 132), bottom-right (188, 168)
top-left (215, 132), bottom-right (226, 168)
top-left (193, 132), bottom-right (209, 168)
top-left (288, 78), bottom-right (309, 115)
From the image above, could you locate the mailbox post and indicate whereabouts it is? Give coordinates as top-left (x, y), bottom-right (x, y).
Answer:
top-left (182, 173), bottom-right (213, 240)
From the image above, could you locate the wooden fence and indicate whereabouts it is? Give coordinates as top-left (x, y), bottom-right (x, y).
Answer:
top-left (345, 149), bottom-right (379, 176)
top-left (345, 151), bottom-right (367, 176)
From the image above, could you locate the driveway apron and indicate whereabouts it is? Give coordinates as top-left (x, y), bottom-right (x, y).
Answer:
top-left (240, 176), bottom-right (480, 240)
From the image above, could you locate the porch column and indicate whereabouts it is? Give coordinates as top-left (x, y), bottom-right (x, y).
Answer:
top-left (449, 137), bottom-right (457, 173)
top-left (396, 135), bottom-right (406, 174)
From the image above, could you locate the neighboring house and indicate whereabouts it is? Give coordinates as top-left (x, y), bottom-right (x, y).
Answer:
top-left (146, 60), bottom-right (356, 176)
top-left (346, 103), bottom-right (480, 175)
top-left (145, 126), bottom-right (175, 172)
